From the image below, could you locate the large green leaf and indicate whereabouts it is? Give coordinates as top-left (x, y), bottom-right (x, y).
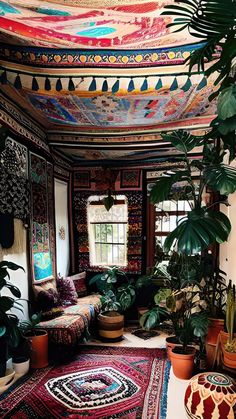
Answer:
top-left (217, 86), bottom-right (236, 121)
top-left (164, 209), bottom-right (231, 255)
top-left (204, 164), bottom-right (236, 195)
top-left (0, 296), bottom-right (15, 312)
top-left (161, 130), bottom-right (204, 153)
top-left (161, 1), bottom-right (236, 78)
top-left (150, 170), bottom-right (188, 204)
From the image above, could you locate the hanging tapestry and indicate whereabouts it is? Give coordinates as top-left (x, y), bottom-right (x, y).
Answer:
top-left (0, 137), bottom-right (29, 250)
top-left (0, 137), bottom-right (29, 221)
top-left (30, 153), bottom-right (55, 282)
top-left (74, 191), bottom-right (143, 274)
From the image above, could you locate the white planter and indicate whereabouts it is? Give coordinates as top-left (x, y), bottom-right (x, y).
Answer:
top-left (0, 368), bottom-right (15, 387)
top-left (12, 359), bottom-right (30, 375)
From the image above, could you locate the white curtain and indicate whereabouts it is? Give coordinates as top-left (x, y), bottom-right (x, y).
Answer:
top-left (54, 179), bottom-right (70, 277)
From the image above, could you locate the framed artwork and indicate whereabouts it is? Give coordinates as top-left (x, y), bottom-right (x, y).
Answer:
top-left (74, 170), bottom-right (90, 189)
top-left (30, 153), bottom-right (55, 283)
top-left (121, 169), bottom-right (141, 189)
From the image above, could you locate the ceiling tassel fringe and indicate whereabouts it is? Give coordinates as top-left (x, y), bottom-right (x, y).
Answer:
top-left (170, 77), bottom-right (178, 91)
top-left (102, 78), bottom-right (108, 92)
top-left (181, 77), bottom-right (192, 91)
top-left (155, 78), bottom-right (162, 90)
top-left (32, 76), bottom-right (39, 91)
top-left (196, 76), bottom-right (207, 91)
top-left (127, 78), bottom-right (135, 92)
top-left (45, 76), bottom-right (51, 91)
top-left (0, 70), bottom-right (8, 84)
top-left (68, 77), bottom-right (75, 91)
top-left (112, 79), bottom-right (119, 94)
top-left (14, 74), bottom-right (22, 90)
top-left (140, 78), bottom-right (148, 92)
top-left (89, 77), bottom-right (96, 91)
top-left (56, 78), bottom-right (63, 91)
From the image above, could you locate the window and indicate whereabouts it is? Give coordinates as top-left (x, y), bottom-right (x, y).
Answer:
top-left (87, 196), bottom-right (128, 267)
top-left (155, 200), bottom-right (192, 249)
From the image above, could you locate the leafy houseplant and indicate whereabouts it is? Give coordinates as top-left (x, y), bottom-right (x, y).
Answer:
top-left (218, 281), bottom-right (236, 369)
top-left (89, 266), bottom-right (136, 341)
top-left (0, 261), bottom-right (24, 377)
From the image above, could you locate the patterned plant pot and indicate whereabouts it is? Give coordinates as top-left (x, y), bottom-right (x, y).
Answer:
top-left (184, 372), bottom-right (236, 418)
top-left (98, 311), bottom-right (124, 342)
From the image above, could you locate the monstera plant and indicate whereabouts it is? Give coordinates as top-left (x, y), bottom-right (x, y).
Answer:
top-left (162, 0), bottom-right (236, 158)
top-left (150, 130), bottom-right (236, 255)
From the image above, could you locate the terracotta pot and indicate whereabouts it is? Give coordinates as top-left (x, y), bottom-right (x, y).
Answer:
top-left (166, 336), bottom-right (181, 361)
top-left (206, 318), bottom-right (225, 345)
top-left (219, 331), bottom-right (236, 370)
top-left (25, 330), bottom-right (48, 369)
top-left (98, 311), bottom-right (124, 342)
top-left (170, 346), bottom-right (196, 380)
top-left (206, 318), bottom-right (225, 368)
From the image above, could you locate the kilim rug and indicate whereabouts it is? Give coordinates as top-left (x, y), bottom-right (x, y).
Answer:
top-left (0, 346), bottom-right (170, 419)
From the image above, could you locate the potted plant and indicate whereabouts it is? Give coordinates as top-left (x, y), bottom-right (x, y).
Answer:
top-left (219, 281), bottom-right (236, 369)
top-left (0, 260), bottom-right (24, 380)
top-left (20, 313), bottom-right (48, 369)
top-left (89, 266), bottom-right (136, 341)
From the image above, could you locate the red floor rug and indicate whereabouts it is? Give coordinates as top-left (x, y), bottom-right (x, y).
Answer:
top-left (0, 346), bottom-right (170, 419)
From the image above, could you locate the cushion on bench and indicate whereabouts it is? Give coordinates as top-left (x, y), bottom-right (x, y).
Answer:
top-left (33, 273), bottom-right (101, 346)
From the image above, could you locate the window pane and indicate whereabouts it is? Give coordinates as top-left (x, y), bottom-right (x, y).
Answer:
top-left (88, 196), bottom-right (127, 266)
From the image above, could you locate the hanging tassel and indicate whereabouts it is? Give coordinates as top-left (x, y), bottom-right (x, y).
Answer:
top-left (155, 78), bottom-right (162, 90)
top-left (14, 74), bottom-right (22, 90)
top-left (196, 76), bottom-right (207, 91)
top-left (0, 70), bottom-right (8, 85)
top-left (128, 78), bottom-right (135, 92)
top-left (181, 77), bottom-right (192, 92)
top-left (68, 77), bottom-right (75, 91)
top-left (140, 78), bottom-right (148, 92)
top-left (112, 79), bottom-right (119, 94)
top-left (89, 77), bottom-right (96, 91)
top-left (32, 76), bottom-right (39, 91)
top-left (45, 76), bottom-right (51, 91)
top-left (102, 78), bottom-right (108, 92)
top-left (56, 78), bottom-right (63, 91)
top-left (170, 77), bottom-right (178, 91)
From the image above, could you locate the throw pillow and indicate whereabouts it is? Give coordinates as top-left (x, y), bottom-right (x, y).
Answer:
top-left (41, 307), bottom-right (64, 321)
top-left (66, 272), bottom-right (87, 297)
top-left (57, 276), bottom-right (78, 306)
top-left (36, 288), bottom-right (60, 312)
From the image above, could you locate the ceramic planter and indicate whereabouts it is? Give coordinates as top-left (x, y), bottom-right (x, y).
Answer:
top-left (170, 346), bottom-right (196, 380)
top-left (98, 311), bottom-right (124, 342)
top-left (12, 358), bottom-right (30, 375)
top-left (0, 369), bottom-right (15, 388)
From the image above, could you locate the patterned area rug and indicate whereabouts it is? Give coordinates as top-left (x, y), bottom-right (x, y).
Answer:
top-left (0, 346), bottom-right (170, 419)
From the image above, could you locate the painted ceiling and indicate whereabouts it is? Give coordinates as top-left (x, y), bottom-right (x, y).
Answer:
top-left (0, 0), bottom-right (218, 164)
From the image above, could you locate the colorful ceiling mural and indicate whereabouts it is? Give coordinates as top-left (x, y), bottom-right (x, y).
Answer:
top-left (0, 1), bottom-right (219, 163)
top-left (0, 0), bottom-right (198, 50)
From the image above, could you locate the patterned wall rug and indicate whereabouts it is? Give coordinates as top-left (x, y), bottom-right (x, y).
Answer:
top-left (0, 346), bottom-right (170, 418)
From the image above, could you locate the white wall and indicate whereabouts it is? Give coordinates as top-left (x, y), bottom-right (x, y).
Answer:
top-left (1, 221), bottom-right (29, 320)
top-left (220, 160), bottom-right (236, 285)
top-left (55, 179), bottom-right (70, 277)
